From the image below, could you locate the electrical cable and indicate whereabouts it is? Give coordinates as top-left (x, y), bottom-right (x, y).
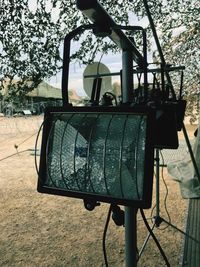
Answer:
top-left (140, 209), bottom-right (170, 267)
top-left (158, 150), bottom-right (171, 230)
top-left (41, 118), bottom-right (59, 187)
top-left (0, 118), bottom-right (41, 162)
top-left (34, 120), bottom-right (45, 178)
top-left (0, 149), bottom-right (29, 162)
top-left (102, 205), bottom-right (112, 267)
top-left (14, 132), bottom-right (38, 150)
top-left (150, 170), bottom-right (157, 224)
top-left (150, 154), bottom-right (171, 229)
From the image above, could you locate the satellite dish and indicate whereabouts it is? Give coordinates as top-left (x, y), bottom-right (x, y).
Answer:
top-left (83, 62), bottom-right (112, 98)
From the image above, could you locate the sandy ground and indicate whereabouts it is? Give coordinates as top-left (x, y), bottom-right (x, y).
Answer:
top-left (0, 116), bottom-right (197, 267)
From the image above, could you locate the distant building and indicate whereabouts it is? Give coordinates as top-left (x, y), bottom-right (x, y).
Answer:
top-left (28, 82), bottom-right (82, 105)
top-left (0, 80), bottom-right (82, 115)
top-left (27, 81), bottom-right (62, 101)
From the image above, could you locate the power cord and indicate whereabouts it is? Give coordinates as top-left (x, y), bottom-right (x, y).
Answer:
top-left (34, 120), bottom-right (45, 178)
top-left (102, 205), bottom-right (112, 267)
top-left (150, 151), bottom-right (171, 230)
top-left (0, 127), bottom-right (38, 161)
top-left (14, 132), bottom-right (37, 151)
top-left (159, 150), bottom-right (171, 230)
top-left (102, 204), bottom-right (124, 267)
top-left (102, 206), bottom-right (170, 266)
top-left (0, 149), bottom-right (29, 162)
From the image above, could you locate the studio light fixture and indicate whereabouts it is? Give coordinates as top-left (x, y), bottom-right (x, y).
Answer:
top-left (35, 0), bottom-right (195, 265)
top-left (38, 106), bottom-right (154, 208)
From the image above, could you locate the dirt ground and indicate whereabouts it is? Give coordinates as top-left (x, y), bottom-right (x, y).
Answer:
top-left (0, 116), bottom-right (197, 267)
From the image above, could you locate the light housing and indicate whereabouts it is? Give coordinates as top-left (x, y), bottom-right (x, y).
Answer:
top-left (37, 106), bottom-right (155, 208)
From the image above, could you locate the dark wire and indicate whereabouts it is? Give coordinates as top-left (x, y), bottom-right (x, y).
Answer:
top-left (34, 120), bottom-right (45, 178)
top-left (14, 132), bottom-right (37, 148)
top-left (102, 205), bottom-right (112, 267)
top-left (150, 153), bottom-right (171, 229)
top-left (0, 121), bottom-right (41, 162)
top-left (150, 170), bottom-right (157, 223)
top-left (140, 209), bottom-right (170, 267)
top-left (159, 150), bottom-right (171, 230)
top-left (0, 149), bottom-right (29, 162)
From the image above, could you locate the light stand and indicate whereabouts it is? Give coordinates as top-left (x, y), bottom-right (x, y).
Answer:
top-left (37, 1), bottom-right (200, 266)
top-left (139, 149), bottom-right (200, 258)
top-left (72, 3), bottom-right (150, 267)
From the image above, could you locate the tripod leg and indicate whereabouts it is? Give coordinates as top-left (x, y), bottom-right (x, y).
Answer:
top-left (161, 217), bottom-right (200, 243)
top-left (139, 222), bottom-right (156, 258)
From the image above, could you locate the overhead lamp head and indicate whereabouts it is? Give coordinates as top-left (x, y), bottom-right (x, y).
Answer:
top-left (76, 0), bottom-right (144, 66)
top-left (37, 106), bottom-right (155, 208)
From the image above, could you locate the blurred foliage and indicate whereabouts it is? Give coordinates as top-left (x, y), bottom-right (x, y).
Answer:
top-left (154, 0), bottom-right (200, 122)
top-left (0, 0), bottom-right (199, 121)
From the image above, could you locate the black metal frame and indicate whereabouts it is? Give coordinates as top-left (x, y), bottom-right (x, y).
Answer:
top-left (37, 105), bottom-right (155, 208)
top-left (61, 24), bottom-right (148, 106)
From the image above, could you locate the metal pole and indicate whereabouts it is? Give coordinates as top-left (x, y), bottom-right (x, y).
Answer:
top-left (125, 206), bottom-right (137, 267)
top-left (122, 51), bottom-right (134, 103)
top-left (155, 149), bottom-right (160, 217)
top-left (122, 50), bottom-right (137, 267)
